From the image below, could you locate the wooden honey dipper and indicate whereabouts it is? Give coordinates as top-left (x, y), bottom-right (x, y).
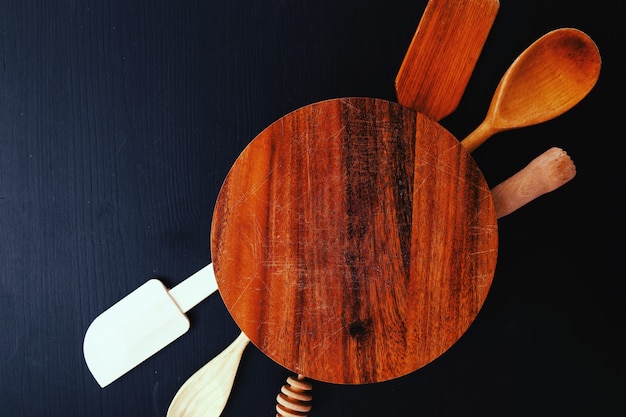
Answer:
top-left (275, 374), bottom-right (314, 417)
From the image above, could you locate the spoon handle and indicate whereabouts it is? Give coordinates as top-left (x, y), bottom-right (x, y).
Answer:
top-left (460, 121), bottom-right (500, 153)
top-left (167, 331), bottom-right (250, 417)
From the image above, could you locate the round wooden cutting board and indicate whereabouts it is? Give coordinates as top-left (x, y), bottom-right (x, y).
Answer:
top-left (211, 97), bottom-right (498, 384)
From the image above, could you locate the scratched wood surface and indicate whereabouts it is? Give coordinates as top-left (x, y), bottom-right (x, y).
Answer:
top-left (212, 97), bottom-right (498, 384)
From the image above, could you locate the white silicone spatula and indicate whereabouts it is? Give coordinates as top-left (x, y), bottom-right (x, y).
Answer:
top-left (83, 264), bottom-right (218, 387)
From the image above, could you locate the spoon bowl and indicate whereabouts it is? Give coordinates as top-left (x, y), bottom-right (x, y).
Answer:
top-left (461, 28), bottom-right (601, 152)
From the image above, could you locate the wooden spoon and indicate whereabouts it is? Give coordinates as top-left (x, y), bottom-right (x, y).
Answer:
top-left (166, 145), bottom-right (576, 417)
top-left (461, 28), bottom-right (601, 152)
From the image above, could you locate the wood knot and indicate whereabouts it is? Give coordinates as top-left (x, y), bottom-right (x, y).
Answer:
top-left (349, 319), bottom-right (372, 339)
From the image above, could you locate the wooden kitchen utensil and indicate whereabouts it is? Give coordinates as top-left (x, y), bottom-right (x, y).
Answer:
top-left (395, 0), bottom-right (499, 120)
top-left (491, 147), bottom-right (576, 218)
top-left (276, 374), bottom-right (314, 417)
top-left (212, 97), bottom-right (497, 385)
top-left (461, 28), bottom-right (601, 152)
top-left (166, 145), bottom-right (576, 417)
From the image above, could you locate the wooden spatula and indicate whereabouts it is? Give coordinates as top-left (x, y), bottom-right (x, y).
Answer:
top-left (395, 0), bottom-right (499, 120)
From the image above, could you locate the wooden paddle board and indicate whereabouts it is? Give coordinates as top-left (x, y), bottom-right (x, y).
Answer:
top-left (211, 97), bottom-right (498, 384)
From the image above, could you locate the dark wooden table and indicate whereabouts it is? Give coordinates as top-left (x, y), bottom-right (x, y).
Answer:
top-left (0, 1), bottom-right (623, 416)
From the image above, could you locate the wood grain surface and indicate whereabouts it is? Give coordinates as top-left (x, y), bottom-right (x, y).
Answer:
top-left (0, 0), bottom-right (622, 416)
top-left (212, 97), bottom-right (498, 384)
top-left (395, 0), bottom-right (499, 120)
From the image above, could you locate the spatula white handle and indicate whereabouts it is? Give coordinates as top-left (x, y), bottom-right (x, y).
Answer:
top-left (169, 263), bottom-right (218, 313)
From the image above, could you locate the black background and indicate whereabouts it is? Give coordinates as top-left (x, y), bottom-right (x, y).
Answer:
top-left (0, 1), bottom-right (623, 416)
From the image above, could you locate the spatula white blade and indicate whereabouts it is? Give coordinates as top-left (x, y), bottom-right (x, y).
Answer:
top-left (84, 279), bottom-right (190, 387)
top-left (84, 264), bottom-right (218, 387)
